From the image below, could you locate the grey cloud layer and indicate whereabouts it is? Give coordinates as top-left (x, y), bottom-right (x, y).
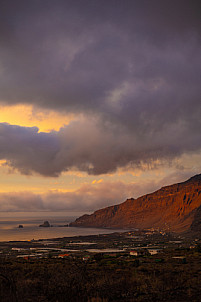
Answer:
top-left (0, 119), bottom-right (201, 176)
top-left (0, 1), bottom-right (201, 175)
top-left (0, 1), bottom-right (201, 115)
top-left (0, 171), bottom-right (194, 212)
top-left (0, 182), bottom-right (134, 212)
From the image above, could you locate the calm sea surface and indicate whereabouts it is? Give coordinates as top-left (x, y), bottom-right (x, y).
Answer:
top-left (0, 212), bottom-right (126, 242)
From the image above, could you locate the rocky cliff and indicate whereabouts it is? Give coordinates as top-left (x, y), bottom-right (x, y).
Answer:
top-left (70, 174), bottom-right (201, 233)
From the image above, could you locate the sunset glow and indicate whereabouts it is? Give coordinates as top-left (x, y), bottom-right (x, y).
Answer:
top-left (0, 0), bottom-right (200, 213)
top-left (0, 104), bottom-right (74, 132)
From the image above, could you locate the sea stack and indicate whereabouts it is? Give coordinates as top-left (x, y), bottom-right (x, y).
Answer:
top-left (39, 221), bottom-right (51, 227)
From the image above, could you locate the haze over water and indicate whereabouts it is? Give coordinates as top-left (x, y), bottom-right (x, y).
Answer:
top-left (0, 212), bottom-right (125, 242)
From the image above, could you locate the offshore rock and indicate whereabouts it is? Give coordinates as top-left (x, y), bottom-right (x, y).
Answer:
top-left (39, 221), bottom-right (51, 227)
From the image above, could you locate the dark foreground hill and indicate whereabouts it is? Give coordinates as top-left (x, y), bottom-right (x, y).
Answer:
top-left (70, 174), bottom-right (201, 233)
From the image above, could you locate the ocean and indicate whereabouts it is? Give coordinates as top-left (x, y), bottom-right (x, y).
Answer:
top-left (0, 211), bottom-right (125, 242)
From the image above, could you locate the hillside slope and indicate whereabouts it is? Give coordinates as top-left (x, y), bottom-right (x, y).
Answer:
top-left (70, 174), bottom-right (201, 233)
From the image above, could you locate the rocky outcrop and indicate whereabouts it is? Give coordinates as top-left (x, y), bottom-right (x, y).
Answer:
top-left (190, 206), bottom-right (201, 232)
top-left (39, 221), bottom-right (51, 227)
top-left (70, 174), bottom-right (201, 233)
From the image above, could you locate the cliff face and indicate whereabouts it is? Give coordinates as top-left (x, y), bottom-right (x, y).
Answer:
top-left (70, 174), bottom-right (201, 233)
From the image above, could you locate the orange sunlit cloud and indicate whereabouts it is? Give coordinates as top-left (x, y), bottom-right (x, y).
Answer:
top-left (0, 104), bottom-right (74, 132)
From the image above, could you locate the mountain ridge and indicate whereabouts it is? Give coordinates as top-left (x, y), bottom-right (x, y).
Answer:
top-left (70, 174), bottom-right (201, 233)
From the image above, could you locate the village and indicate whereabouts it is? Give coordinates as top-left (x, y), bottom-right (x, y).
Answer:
top-left (0, 229), bottom-right (200, 262)
top-left (1, 230), bottom-right (201, 301)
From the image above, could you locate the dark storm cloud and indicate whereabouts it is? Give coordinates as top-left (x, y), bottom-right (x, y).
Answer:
top-left (0, 123), bottom-right (60, 176)
top-left (0, 0), bottom-right (201, 175)
top-left (0, 119), bottom-right (201, 176)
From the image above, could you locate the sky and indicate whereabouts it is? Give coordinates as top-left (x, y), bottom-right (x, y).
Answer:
top-left (0, 0), bottom-right (201, 213)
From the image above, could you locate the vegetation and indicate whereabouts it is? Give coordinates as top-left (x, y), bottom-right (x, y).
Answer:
top-left (0, 249), bottom-right (201, 302)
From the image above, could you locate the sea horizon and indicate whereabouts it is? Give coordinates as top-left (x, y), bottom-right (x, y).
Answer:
top-left (0, 211), bottom-right (126, 242)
